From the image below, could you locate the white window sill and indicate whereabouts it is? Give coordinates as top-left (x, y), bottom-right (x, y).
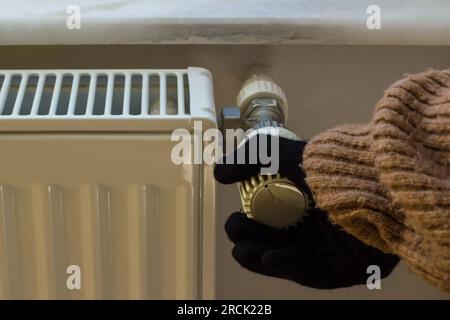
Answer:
top-left (0, 0), bottom-right (449, 45)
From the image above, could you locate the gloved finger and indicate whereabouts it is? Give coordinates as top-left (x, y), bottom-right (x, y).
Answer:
top-left (214, 134), bottom-right (270, 184)
top-left (225, 209), bottom-right (329, 247)
top-left (262, 249), bottom-right (361, 289)
top-left (214, 133), bottom-right (307, 184)
top-left (214, 161), bottom-right (261, 184)
top-left (225, 212), bottom-right (286, 244)
top-left (232, 241), bottom-right (280, 278)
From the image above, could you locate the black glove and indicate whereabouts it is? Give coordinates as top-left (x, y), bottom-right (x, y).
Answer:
top-left (215, 133), bottom-right (400, 289)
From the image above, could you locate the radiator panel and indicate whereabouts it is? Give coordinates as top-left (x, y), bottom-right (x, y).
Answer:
top-left (0, 68), bottom-right (216, 299)
top-left (0, 67), bottom-right (216, 300)
top-left (0, 134), bottom-right (205, 299)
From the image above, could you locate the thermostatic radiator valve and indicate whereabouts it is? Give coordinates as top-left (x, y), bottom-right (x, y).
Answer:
top-left (219, 67), bottom-right (310, 229)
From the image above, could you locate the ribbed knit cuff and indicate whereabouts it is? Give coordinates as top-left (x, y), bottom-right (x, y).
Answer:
top-left (303, 69), bottom-right (450, 292)
top-left (303, 124), bottom-right (403, 254)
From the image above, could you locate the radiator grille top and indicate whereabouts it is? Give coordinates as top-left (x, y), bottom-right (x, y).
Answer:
top-left (0, 67), bottom-right (216, 131)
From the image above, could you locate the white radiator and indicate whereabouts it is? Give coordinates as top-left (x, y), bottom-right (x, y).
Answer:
top-left (0, 67), bottom-right (216, 299)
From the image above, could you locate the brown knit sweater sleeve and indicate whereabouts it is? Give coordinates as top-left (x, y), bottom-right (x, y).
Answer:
top-left (303, 69), bottom-right (450, 292)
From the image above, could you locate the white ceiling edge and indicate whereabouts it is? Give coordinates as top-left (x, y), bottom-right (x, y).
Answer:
top-left (0, 0), bottom-right (449, 45)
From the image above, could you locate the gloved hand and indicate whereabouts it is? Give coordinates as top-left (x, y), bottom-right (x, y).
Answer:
top-left (214, 133), bottom-right (400, 289)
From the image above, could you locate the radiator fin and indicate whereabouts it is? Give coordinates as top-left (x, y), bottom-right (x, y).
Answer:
top-left (0, 184), bottom-right (164, 299)
top-left (0, 185), bottom-right (22, 299)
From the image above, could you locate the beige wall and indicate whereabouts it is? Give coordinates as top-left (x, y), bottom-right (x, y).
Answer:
top-left (1, 45), bottom-right (449, 299)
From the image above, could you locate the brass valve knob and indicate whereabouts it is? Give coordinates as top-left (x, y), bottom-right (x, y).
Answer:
top-left (239, 173), bottom-right (309, 229)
